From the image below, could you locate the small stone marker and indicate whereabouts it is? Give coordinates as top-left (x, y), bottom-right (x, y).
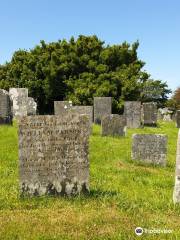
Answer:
top-left (124, 101), bottom-right (141, 128)
top-left (142, 102), bottom-right (157, 126)
top-left (54, 101), bottom-right (73, 115)
top-left (101, 114), bottom-right (126, 136)
top-left (173, 130), bottom-right (180, 203)
top-left (27, 97), bottom-right (37, 115)
top-left (0, 89), bottom-right (12, 124)
top-left (132, 134), bottom-right (167, 166)
top-left (94, 97), bottom-right (112, 124)
top-left (9, 88), bottom-right (28, 117)
top-left (18, 114), bottom-right (90, 196)
top-left (176, 110), bottom-right (180, 128)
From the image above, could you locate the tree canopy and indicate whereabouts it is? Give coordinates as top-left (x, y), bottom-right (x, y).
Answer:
top-left (0, 35), bottom-right (171, 113)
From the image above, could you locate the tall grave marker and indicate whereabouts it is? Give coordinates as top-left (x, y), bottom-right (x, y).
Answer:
top-left (173, 130), bottom-right (180, 203)
top-left (0, 89), bottom-right (12, 124)
top-left (94, 97), bottom-right (112, 124)
top-left (124, 101), bottom-right (141, 128)
top-left (18, 114), bottom-right (90, 196)
top-left (142, 102), bottom-right (157, 126)
top-left (176, 110), bottom-right (180, 128)
top-left (9, 88), bottom-right (28, 117)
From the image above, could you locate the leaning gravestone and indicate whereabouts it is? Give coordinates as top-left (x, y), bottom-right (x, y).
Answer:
top-left (142, 102), bottom-right (157, 126)
top-left (176, 110), bottom-right (180, 128)
top-left (27, 97), bottom-right (37, 115)
top-left (173, 129), bottom-right (180, 203)
top-left (18, 114), bottom-right (90, 196)
top-left (0, 89), bottom-right (12, 124)
top-left (9, 88), bottom-right (28, 117)
top-left (132, 134), bottom-right (167, 166)
top-left (101, 114), bottom-right (126, 136)
top-left (54, 101), bottom-right (73, 115)
top-left (124, 101), bottom-right (141, 128)
top-left (94, 97), bottom-right (112, 124)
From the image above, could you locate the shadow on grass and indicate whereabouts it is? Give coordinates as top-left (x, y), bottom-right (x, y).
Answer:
top-left (88, 189), bottom-right (120, 198)
top-left (18, 189), bottom-right (120, 207)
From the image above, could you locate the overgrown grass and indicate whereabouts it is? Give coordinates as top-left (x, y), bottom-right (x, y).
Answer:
top-left (0, 121), bottom-right (179, 239)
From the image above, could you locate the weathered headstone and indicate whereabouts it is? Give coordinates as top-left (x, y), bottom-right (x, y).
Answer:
top-left (0, 89), bottom-right (12, 124)
top-left (94, 97), bottom-right (112, 124)
top-left (124, 101), bottom-right (141, 128)
top-left (158, 108), bottom-right (173, 121)
top-left (132, 134), bottom-right (167, 166)
top-left (9, 88), bottom-right (28, 117)
top-left (71, 106), bottom-right (93, 123)
top-left (176, 110), bottom-right (180, 128)
top-left (173, 130), bottom-right (180, 203)
top-left (18, 114), bottom-right (90, 196)
top-left (101, 114), bottom-right (126, 136)
top-left (142, 102), bottom-right (157, 126)
top-left (27, 97), bottom-right (37, 115)
top-left (54, 101), bottom-right (73, 115)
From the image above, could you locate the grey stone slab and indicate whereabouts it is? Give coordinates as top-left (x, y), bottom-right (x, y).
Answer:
top-left (124, 101), bottom-right (141, 128)
top-left (101, 114), bottom-right (126, 136)
top-left (94, 97), bottom-right (112, 124)
top-left (27, 97), bottom-right (37, 115)
top-left (9, 88), bottom-right (28, 117)
top-left (71, 106), bottom-right (93, 124)
top-left (54, 101), bottom-right (73, 115)
top-left (176, 110), bottom-right (180, 128)
top-left (0, 89), bottom-right (12, 124)
top-left (142, 102), bottom-right (157, 126)
top-left (132, 134), bottom-right (167, 166)
top-left (18, 114), bottom-right (90, 197)
top-left (173, 130), bottom-right (180, 203)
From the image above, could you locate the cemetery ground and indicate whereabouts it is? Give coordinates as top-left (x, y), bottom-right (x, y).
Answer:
top-left (0, 122), bottom-right (180, 240)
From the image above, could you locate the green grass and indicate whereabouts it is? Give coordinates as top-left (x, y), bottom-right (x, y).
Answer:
top-left (0, 121), bottom-right (180, 239)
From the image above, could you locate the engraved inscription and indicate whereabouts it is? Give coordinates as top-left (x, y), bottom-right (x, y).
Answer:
top-left (18, 114), bottom-right (90, 196)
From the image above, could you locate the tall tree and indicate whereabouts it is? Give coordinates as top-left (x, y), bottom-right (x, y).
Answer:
top-left (0, 35), bottom-right (171, 113)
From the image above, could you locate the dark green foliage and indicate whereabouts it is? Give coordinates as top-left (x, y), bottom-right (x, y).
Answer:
top-left (0, 35), bottom-right (171, 113)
